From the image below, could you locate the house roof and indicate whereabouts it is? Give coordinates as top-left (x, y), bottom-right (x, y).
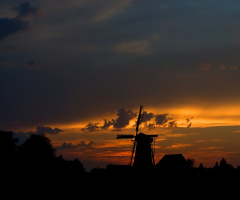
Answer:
top-left (156, 154), bottom-right (187, 168)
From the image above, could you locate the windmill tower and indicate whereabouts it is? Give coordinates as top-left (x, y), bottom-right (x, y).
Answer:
top-left (116, 106), bottom-right (158, 170)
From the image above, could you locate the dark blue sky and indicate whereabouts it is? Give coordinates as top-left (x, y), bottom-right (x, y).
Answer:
top-left (1, 0), bottom-right (240, 130)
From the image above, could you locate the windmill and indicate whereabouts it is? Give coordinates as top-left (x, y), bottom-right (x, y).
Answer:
top-left (116, 106), bottom-right (158, 169)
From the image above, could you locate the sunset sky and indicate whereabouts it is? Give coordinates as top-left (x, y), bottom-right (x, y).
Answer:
top-left (1, 0), bottom-right (240, 171)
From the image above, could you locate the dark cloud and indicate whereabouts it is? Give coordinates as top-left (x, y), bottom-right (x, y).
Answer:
top-left (137, 111), bottom-right (155, 130)
top-left (155, 114), bottom-right (171, 127)
top-left (81, 108), bottom-right (193, 132)
top-left (0, 17), bottom-right (29, 41)
top-left (186, 117), bottom-right (193, 128)
top-left (187, 123), bottom-right (192, 129)
top-left (147, 123), bottom-right (156, 130)
top-left (57, 141), bottom-right (94, 150)
top-left (0, 2), bottom-right (39, 41)
top-left (155, 114), bottom-right (179, 129)
top-left (1, 0), bottom-right (240, 130)
top-left (113, 108), bottom-right (136, 129)
top-left (101, 119), bottom-right (115, 130)
top-left (22, 60), bottom-right (38, 69)
top-left (81, 122), bottom-right (100, 132)
top-left (35, 126), bottom-right (63, 135)
top-left (168, 120), bottom-right (178, 128)
top-left (12, 126), bottom-right (63, 144)
top-left (82, 108), bottom-right (136, 132)
top-left (152, 113), bottom-right (193, 129)
top-left (12, 3), bottom-right (39, 18)
top-left (140, 111), bottom-right (154, 123)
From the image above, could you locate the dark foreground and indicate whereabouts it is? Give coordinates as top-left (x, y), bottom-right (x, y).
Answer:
top-left (1, 131), bottom-right (239, 197)
top-left (2, 166), bottom-right (240, 198)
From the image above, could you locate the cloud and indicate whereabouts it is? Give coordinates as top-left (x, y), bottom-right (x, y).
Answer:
top-left (22, 60), bottom-right (38, 69)
top-left (81, 122), bottom-right (100, 132)
top-left (141, 111), bottom-right (154, 123)
top-left (101, 119), bottom-right (115, 130)
top-left (155, 114), bottom-right (183, 129)
top-left (12, 126), bottom-right (63, 144)
top-left (199, 62), bottom-right (211, 72)
top-left (147, 123), bottom-right (156, 130)
top-left (81, 108), bottom-right (136, 132)
top-left (92, 0), bottom-right (133, 22)
top-left (35, 126), bottom-right (63, 135)
top-left (200, 146), bottom-right (222, 150)
top-left (112, 108), bottom-right (136, 129)
top-left (0, 60), bottom-right (38, 69)
top-left (187, 123), bottom-right (192, 129)
top-left (186, 117), bottom-right (193, 128)
top-left (81, 108), bottom-right (193, 132)
top-left (155, 114), bottom-right (171, 126)
top-left (219, 65), bottom-right (238, 71)
top-left (168, 120), bottom-right (177, 128)
top-left (0, 60), bottom-right (16, 67)
top-left (57, 141), bottom-right (95, 150)
top-left (113, 40), bottom-right (152, 54)
top-left (219, 65), bottom-right (227, 71)
top-left (166, 143), bottom-right (192, 149)
top-left (0, 2), bottom-right (39, 41)
top-left (1, 0), bottom-right (240, 134)
top-left (139, 111), bottom-right (155, 130)
top-left (229, 66), bottom-right (238, 70)
top-left (12, 3), bottom-right (39, 18)
top-left (0, 17), bottom-right (29, 41)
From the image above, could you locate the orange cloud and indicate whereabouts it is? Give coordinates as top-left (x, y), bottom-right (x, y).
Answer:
top-left (166, 143), bottom-right (192, 149)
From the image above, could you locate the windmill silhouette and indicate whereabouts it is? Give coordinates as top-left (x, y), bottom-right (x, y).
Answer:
top-left (116, 106), bottom-right (158, 169)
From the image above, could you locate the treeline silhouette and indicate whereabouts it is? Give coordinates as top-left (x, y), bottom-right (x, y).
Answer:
top-left (1, 130), bottom-right (240, 191)
top-left (0, 131), bottom-right (86, 188)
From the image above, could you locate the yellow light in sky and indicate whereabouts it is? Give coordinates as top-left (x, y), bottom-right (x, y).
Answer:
top-left (148, 104), bottom-right (240, 128)
top-left (46, 103), bottom-right (240, 132)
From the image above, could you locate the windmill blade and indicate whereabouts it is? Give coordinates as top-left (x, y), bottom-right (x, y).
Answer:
top-left (152, 138), bottom-right (156, 166)
top-left (135, 105), bottom-right (143, 135)
top-left (130, 140), bottom-right (136, 166)
top-left (116, 134), bottom-right (135, 139)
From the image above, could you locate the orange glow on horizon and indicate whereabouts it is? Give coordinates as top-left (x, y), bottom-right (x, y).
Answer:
top-left (25, 104), bottom-right (240, 170)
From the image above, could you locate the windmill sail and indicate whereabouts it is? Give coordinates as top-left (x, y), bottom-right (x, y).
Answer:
top-left (135, 105), bottom-right (142, 135)
top-left (116, 135), bottom-right (134, 139)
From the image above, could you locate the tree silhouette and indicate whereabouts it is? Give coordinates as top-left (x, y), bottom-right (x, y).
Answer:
top-left (54, 156), bottom-right (85, 178)
top-left (186, 158), bottom-right (195, 168)
top-left (198, 163), bottom-right (204, 169)
top-left (214, 161), bottom-right (219, 168)
top-left (2, 129), bottom-right (240, 186)
top-left (18, 134), bottom-right (56, 175)
top-left (0, 131), bottom-right (18, 167)
top-left (219, 157), bottom-right (233, 169)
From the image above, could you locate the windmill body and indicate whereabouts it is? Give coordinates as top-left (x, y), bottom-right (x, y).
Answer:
top-left (116, 106), bottom-right (158, 170)
top-left (133, 133), bottom-right (157, 169)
